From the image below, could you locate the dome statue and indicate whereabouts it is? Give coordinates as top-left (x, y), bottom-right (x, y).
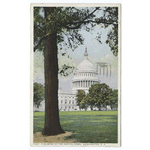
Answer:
top-left (71, 47), bottom-right (100, 94)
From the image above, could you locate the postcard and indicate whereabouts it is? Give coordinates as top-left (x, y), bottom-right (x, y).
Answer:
top-left (30, 3), bottom-right (121, 147)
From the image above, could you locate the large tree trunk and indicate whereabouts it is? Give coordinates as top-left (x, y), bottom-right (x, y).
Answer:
top-left (42, 7), bottom-right (65, 136)
top-left (110, 104), bottom-right (113, 110)
top-left (90, 106), bottom-right (93, 111)
top-left (98, 106), bottom-right (101, 111)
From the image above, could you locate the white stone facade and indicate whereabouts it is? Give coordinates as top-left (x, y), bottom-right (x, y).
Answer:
top-left (58, 90), bottom-right (79, 111)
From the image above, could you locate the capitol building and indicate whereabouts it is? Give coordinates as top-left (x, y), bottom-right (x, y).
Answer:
top-left (58, 47), bottom-right (100, 111)
top-left (34, 47), bottom-right (112, 111)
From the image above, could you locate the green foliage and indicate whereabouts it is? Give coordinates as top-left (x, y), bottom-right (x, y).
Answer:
top-left (34, 7), bottom-right (118, 54)
top-left (76, 90), bottom-right (86, 109)
top-left (103, 7), bottom-right (118, 56)
top-left (88, 83), bottom-right (112, 110)
top-left (34, 82), bottom-right (45, 108)
top-left (34, 7), bottom-right (46, 52)
top-left (58, 64), bottom-right (75, 76)
top-left (84, 93), bottom-right (96, 110)
top-left (34, 111), bottom-right (118, 143)
top-left (109, 89), bottom-right (118, 108)
top-left (75, 84), bottom-right (118, 110)
top-left (80, 97), bottom-right (88, 110)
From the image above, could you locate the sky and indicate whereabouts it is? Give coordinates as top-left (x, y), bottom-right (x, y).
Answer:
top-left (34, 7), bottom-right (119, 91)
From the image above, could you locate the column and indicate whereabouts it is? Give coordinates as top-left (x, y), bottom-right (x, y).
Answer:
top-left (110, 65), bottom-right (111, 76)
top-left (103, 66), bottom-right (105, 75)
top-left (80, 81), bottom-right (81, 87)
top-left (96, 64), bottom-right (98, 72)
top-left (99, 65), bottom-right (101, 75)
top-left (107, 65), bottom-right (108, 76)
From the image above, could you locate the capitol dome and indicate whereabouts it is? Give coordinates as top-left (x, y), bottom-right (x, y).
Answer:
top-left (71, 47), bottom-right (100, 94)
top-left (76, 58), bottom-right (95, 72)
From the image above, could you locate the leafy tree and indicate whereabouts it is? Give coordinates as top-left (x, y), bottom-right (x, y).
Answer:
top-left (109, 89), bottom-right (118, 109)
top-left (34, 82), bottom-right (45, 108)
top-left (34, 6), bottom-right (119, 135)
top-left (80, 96), bottom-right (89, 111)
top-left (76, 90), bottom-right (86, 109)
top-left (85, 93), bottom-right (96, 110)
top-left (89, 83), bottom-right (112, 110)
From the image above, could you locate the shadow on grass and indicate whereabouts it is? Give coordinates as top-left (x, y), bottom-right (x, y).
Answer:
top-left (64, 133), bottom-right (77, 142)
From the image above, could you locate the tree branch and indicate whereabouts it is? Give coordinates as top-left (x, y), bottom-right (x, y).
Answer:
top-left (65, 20), bottom-right (117, 30)
top-left (64, 7), bottom-right (101, 29)
top-left (34, 35), bottom-right (46, 52)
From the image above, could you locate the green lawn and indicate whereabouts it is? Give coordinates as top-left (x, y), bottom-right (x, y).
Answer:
top-left (34, 111), bottom-right (118, 143)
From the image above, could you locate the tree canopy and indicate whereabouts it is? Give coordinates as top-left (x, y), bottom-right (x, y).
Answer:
top-left (34, 82), bottom-right (45, 108)
top-left (109, 89), bottom-right (118, 109)
top-left (34, 7), bottom-right (118, 56)
top-left (76, 90), bottom-right (86, 108)
top-left (88, 83), bottom-right (112, 110)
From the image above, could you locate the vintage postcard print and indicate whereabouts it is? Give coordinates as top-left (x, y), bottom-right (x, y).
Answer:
top-left (31, 3), bottom-right (121, 147)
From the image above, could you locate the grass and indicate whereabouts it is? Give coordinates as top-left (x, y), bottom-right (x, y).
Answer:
top-left (34, 111), bottom-right (118, 143)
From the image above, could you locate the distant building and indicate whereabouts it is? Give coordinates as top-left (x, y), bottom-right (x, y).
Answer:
top-left (58, 90), bottom-right (77, 111)
top-left (58, 47), bottom-right (101, 111)
top-left (71, 47), bottom-right (100, 94)
top-left (34, 47), bottom-right (115, 112)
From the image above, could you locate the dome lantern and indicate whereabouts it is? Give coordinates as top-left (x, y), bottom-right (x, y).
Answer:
top-left (84, 46), bottom-right (88, 59)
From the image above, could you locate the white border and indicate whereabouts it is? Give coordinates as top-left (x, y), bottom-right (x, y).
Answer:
top-left (30, 3), bottom-right (121, 147)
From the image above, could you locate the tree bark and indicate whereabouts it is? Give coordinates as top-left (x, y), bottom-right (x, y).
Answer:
top-left (42, 7), bottom-right (65, 136)
top-left (90, 106), bottom-right (93, 111)
top-left (110, 104), bottom-right (113, 110)
top-left (98, 106), bottom-right (101, 111)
